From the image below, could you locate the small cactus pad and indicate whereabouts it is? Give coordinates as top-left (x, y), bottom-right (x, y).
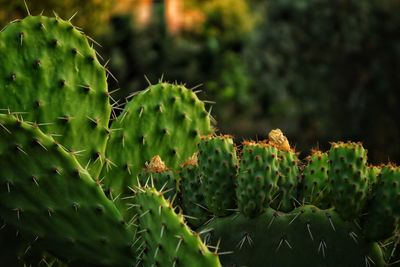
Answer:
top-left (179, 154), bottom-right (210, 228)
top-left (267, 129), bottom-right (299, 212)
top-left (362, 165), bottom-right (400, 241)
top-left (202, 206), bottom-right (385, 267)
top-left (367, 165), bottom-right (381, 194)
top-left (103, 82), bottom-right (212, 198)
top-left (138, 155), bottom-right (176, 200)
top-left (198, 135), bottom-right (238, 216)
top-left (0, 114), bottom-right (135, 266)
top-left (237, 141), bottom-right (279, 218)
top-left (133, 186), bottom-right (221, 267)
top-left (0, 15), bottom-right (111, 178)
top-left (328, 142), bottom-right (369, 220)
top-left (301, 150), bottom-right (331, 208)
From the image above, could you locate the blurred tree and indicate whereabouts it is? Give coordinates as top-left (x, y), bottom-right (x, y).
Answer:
top-left (0, 0), bottom-right (114, 35)
top-left (245, 0), bottom-right (400, 162)
top-left (101, 0), bottom-right (256, 120)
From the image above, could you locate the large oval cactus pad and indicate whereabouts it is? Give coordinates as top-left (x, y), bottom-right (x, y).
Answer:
top-left (103, 82), bottom-right (212, 197)
top-left (0, 15), bottom-right (111, 177)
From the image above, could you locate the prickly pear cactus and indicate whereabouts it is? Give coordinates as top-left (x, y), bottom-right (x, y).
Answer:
top-left (0, 15), bottom-right (111, 178)
top-left (132, 186), bottom-right (221, 267)
top-left (198, 135), bottom-right (238, 217)
top-left (268, 129), bottom-right (299, 212)
top-left (301, 150), bottom-right (330, 208)
top-left (178, 130), bottom-right (398, 267)
top-left (1, 11), bottom-right (400, 267)
top-left (328, 142), bottom-right (369, 220)
top-left (202, 206), bottom-right (385, 267)
top-left (236, 141), bottom-right (279, 218)
top-left (362, 165), bottom-right (400, 241)
top-left (178, 154), bottom-right (210, 228)
top-left (0, 114), bottom-right (136, 266)
top-left (103, 82), bottom-right (212, 199)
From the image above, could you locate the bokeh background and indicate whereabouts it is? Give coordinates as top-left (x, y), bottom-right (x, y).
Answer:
top-left (1, 0), bottom-right (400, 163)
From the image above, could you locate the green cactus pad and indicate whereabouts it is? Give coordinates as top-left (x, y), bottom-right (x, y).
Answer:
top-left (367, 165), bottom-right (381, 194)
top-left (202, 205), bottom-right (385, 267)
top-left (138, 155), bottom-right (177, 201)
top-left (270, 149), bottom-right (300, 212)
top-left (103, 82), bottom-right (212, 199)
top-left (198, 135), bottom-right (238, 216)
top-left (178, 154), bottom-right (210, 228)
top-left (133, 186), bottom-right (221, 267)
top-left (301, 150), bottom-right (331, 208)
top-left (0, 114), bottom-right (136, 266)
top-left (362, 165), bottom-right (400, 241)
top-left (236, 141), bottom-right (279, 218)
top-left (267, 129), bottom-right (299, 212)
top-left (0, 15), bottom-right (111, 178)
top-left (328, 142), bottom-right (369, 220)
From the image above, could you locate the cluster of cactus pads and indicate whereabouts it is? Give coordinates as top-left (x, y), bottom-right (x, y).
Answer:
top-left (1, 14), bottom-right (400, 267)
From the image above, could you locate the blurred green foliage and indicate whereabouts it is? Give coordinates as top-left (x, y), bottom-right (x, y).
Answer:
top-left (245, 0), bottom-right (400, 162)
top-left (101, 0), bottom-right (255, 120)
top-left (0, 0), bottom-right (113, 35)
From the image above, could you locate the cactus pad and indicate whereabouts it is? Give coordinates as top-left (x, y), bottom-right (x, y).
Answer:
top-left (237, 141), bottom-right (279, 218)
top-left (301, 150), bottom-right (331, 208)
top-left (202, 206), bottom-right (385, 267)
top-left (0, 15), bottom-right (111, 177)
top-left (178, 154), bottom-right (210, 228)
top-left (0, 114), bottom-right (135, 266)
top-left (103, 82), bottom-right (212, 198)
top-left (133, 186), bottom-right (221, 267)
top-left (268, 130), bottom-right (299, 212)
top-left (362, 165), bottom-right (400, 241)
top-left (328, 142), bottom-right (369, 220)
top-left (198, 135), bottom-right (238, 216)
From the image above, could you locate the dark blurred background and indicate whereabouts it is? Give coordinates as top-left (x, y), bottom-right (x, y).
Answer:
top-left (1, 0), bottom-right (400, 163)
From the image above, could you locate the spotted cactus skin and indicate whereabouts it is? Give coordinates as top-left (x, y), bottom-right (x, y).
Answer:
top-left (269, 148), bottom-right (299, 212)
top-left (133, 186), bottom-right (221, 267)
top-left (362, 165), bottom-right (400, 241)
top-left (178, 156), bottom-right (210, 228)
top-left (198, 135), bottom-right (238, 217)
top-left (236, 141), bottom-right (279, 218)
top-left (202, 206), bottom-right (385, 267)
top-left (328, 142), bottom-right (369, 220)
top-left (103, 82), bottom-right (212, 200)
top-left (179, 133), bottom-right (397, 266)
top-left (0, 15), bottom-right (110, 178)
top-left (0, 114), bottom-right (136, 267)
top-left (301, 150), bottom-right (331, 209)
